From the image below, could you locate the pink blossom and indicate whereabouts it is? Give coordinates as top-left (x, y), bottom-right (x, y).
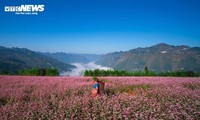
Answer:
top-left (0, 75), bottom-right (200, 119)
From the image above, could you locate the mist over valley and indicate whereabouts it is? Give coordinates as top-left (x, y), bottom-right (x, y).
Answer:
top-left (60, 62), bottom-right (112, 76)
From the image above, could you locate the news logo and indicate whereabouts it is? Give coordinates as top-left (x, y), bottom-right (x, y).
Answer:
top-left (4, 5), bottom-right (45, 15)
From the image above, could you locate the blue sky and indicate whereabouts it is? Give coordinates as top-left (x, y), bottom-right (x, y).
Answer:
top-left (0, 0), bottom-right (200, 54)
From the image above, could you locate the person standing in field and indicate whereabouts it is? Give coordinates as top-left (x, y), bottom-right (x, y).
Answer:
top-left (91, 76), bottom-right (99, 98)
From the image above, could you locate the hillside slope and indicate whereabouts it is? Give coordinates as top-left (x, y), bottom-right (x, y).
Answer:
top-left (96, 43), bottom-right (200, 72)
top-left (42, 52), bottom-right (99, 63)
top-left (0, 46), bottom-right (76, 74)
top-left (43, 52), bottom-right (100, 64)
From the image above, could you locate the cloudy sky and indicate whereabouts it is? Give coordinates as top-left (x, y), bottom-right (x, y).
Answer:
top-left (0, 0), bottom-right (200, 54)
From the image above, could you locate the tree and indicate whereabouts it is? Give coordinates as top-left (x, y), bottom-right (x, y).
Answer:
top-left (32, 68), bottom-right (40, 76)
top-left (84, 70), bottom-right (89, 76)
top-left (46, 68), bottom-right (59, 76)
top-left (144, 66), bottom-right (149, 75)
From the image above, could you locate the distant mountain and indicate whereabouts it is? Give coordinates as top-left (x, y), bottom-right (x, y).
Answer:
top-left (0, 46), bottom-right (76, 74)
top-left (43, 52), bottom-right (100, 64)
top-left (96, 43), bottom-right (200, 72)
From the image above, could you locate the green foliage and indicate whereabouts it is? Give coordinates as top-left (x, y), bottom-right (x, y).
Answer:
top-left (46, 68), bottom-right (59, 76)
top-left (84, 69), bottom-right (156, 76)
top-left (84, 69), bottom-right (199, 77)
top-left (18, 68), bottom-right (59, 76)
top-left (92, 76), bottom-right (98, 81)
top-left (144, 66), bottom-right (149, 75)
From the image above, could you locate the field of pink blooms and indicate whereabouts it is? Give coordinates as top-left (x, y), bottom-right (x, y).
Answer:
top-left (0, 76), bottom-right (200, 119)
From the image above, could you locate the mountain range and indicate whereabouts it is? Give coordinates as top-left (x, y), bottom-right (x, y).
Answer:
top-left (43, 52), bottom-right (99, 64)
top-left (96, 43), bottom-right (200, 72)
top-left (0, 46), bottom-right (76, 74)
top-left (1, 43), bottom-right (200, 75)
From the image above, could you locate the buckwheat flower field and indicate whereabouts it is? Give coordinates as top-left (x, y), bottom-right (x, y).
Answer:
top-left (0, 76), bottom-right (200, 119)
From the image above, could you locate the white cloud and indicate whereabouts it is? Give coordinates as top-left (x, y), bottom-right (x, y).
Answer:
top-left (60, 62), bottom-right (112, 76)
